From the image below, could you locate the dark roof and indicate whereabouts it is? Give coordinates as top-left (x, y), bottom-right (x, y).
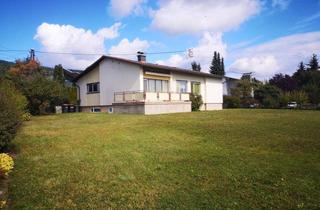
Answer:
top-left (224, 76), bottom-right (239, 81)
top-left (64, 69), bottom-right (82, 81)
top-left (74, 55), bottom-right (223, 82)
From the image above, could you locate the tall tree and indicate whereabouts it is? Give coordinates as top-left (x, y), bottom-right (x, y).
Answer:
top-left (53, 64), bottom-right (65, 84)
top-left (221, 57), bottom-right (225, 74)
top-left (269, 73), bottom-right (297, 92)
top-left (209, 51), bottom-right (225, 76)
top-left (307, 54), bottom-right (319, 71)
top-left (191, 61), bottom-right (201, 72)
top-left (298, 61), bottom-right (305, 71)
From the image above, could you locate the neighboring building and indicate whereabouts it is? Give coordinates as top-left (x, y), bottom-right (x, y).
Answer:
top-left (64, 69), bottom-right (82, 84)
top-left (223, 76), bottom-right (239, 96)
top-left (74, 53), bottom-right (223, 115)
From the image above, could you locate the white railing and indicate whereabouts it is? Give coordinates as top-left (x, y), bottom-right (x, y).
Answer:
top-left (114, 91), bottom-right (190, 103)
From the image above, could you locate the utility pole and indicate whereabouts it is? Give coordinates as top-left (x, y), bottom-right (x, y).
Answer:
top-left (29, 48), bottom-right (35, 61)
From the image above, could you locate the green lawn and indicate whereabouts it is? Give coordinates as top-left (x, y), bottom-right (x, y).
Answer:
top-left (9, 110), bottom-right (320, 209)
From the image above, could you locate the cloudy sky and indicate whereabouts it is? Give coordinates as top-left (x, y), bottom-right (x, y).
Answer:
top-left (1, 0), bottom-right (320, 79)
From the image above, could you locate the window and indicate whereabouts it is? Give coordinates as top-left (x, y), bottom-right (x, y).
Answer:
top-left (162, 80), bottom-right (168, 92)
top-left (191, 82), bottom-right (201, 95)
top-left (148, 79), bottom-right (156, 92)
top-left (144, 78), bottom-right (169, 92)
top-left (87, 82), bottom-right (100, 94)
top-left (176, 80), bottom-right (188, 93)
top-left (91, 107), bottom-right (101, 112)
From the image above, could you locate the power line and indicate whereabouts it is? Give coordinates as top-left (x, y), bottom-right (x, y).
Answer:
top-left (0, 49), bottom-right (29, 52)
top-left (0, 48), bottom-right (189, 56)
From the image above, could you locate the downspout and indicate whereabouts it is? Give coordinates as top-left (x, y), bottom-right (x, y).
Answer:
top-left (75, 84), bottom-right (81, 112)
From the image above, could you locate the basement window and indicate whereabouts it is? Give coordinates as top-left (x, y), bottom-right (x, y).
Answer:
top-left (87, 82), bottom-right (100, 94)
top-left (91, 107), bottom-right (101, 113)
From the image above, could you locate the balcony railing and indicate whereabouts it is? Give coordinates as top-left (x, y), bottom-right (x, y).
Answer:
top-left (114, 91), bottom-right (190, 103)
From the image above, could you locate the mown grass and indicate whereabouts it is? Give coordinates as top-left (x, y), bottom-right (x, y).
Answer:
top-left (9, 109), bottom-right (320, 209)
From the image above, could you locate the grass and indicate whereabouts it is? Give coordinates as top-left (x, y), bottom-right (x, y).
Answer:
top-left (9, 109), bottom-right (320, 209)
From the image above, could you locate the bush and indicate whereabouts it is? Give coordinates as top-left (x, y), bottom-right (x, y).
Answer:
top-left (290, 90), bottom-right (308, 106)
top-left (240, 97), bottom-right (258, 108)
top-left (0, 79), bottom-right (27, 151)
top-left (0, 153), bottom-right (14, 177)
top-left (254, 84), bottom-right (281, 108)
top-left (223, 96), bottom-right (240, 108)
top-left (0, 79), bottom-right (27, 112)
top-left (190, 93), bottom-right (203, 111)
top-left (21, 112), bottom-right (31, 121)
top-left (0, 92), bottom-right (21, 151)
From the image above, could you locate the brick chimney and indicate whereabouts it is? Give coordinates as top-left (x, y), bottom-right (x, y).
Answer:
top-left (137, 51), bottom-right (146, 63)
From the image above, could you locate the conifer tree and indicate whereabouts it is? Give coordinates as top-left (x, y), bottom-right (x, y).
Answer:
top-left (307, 54), bottom-right (319, 71)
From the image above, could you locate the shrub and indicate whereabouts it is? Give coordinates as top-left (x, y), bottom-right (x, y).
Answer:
top-left (254, 84), bottom-right (281, 108)
top-left (22, 112), bottom-right (31, 121)
top-left (240, 97), bottom-right (258, 108)
top-left (0, 79), bottom-right (27, 112)
top-left (190, 93), bottom-right (203, 111)
top-left (0, 79), bottom-right (26, 151)
top-left (0, 153), bottom-right (14, 177)
top-left (0, 92), bottom-right (22, 151)
top-left (223, 96), bottom-right (240, 108)
top-left (290, 90), bottom-right (308, 106)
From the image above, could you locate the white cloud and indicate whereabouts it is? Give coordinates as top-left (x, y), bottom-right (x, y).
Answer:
top-left (271, 0), bottom-right (291, 10)
top-left (108, 0), bottom-right (146, 18)
top-left (150, 0), bottom-right (261, 35)
top-left (156, 32), bottom-right (227, 71)
top-left (34, 22), bottom-right (121, 69)
top-left (229, 31), bottom-right (320, 79)
top-left (108, 38), bottom-right (150, 60)
top-left (230, 56), bottom-right (280, 77)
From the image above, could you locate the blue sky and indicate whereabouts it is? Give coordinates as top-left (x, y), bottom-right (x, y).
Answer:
top-left (1, 0), bottom-right (320, 79)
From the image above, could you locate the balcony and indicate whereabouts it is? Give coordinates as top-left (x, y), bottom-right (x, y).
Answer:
top-left (114, 91), bottom-right (190, 103)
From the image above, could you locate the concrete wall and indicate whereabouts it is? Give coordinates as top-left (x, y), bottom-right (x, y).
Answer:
top-left (113, 102), bottom-right (191, 115)
top-left (77, 66), bottom-right (100, 106)
top-left (145, 102), bottom-right (191, 115)
top-left (205, 78), bottom-right (223, 105)
top-left (99, 58), bottom-right (143, 106)
top-left (205, 103), bottom-right (223, 110)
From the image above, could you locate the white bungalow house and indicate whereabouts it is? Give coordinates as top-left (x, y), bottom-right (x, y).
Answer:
top-left (74, 53), bottom-right (223, 114)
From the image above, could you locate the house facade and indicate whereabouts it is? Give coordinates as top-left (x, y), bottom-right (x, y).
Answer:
top-left (75, 54), bottom-right (223, 114)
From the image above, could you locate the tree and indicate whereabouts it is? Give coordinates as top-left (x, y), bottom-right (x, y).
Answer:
top-left (269, 73), bottom-right (297, 92)
top-left (53, 64), bottom-right (65, 84)
top-left (209, 51), bottom-right (225, 76)
top-left (221, 58), bottom-right (225, 74)
top-left (191, 61), bottom-right (201, 71)
top-left (7, 59), bottom-right (71, 115)
top-left (254, 84), bottom-right (281, 108)
top-left (307, 54), bottom-right (319, 71)
top-left (298, 61), bottom-right (305, 71)
top-left (231, 79), bottom-right (252, 98)
top-left (292, 56), bottom-right (320, 104)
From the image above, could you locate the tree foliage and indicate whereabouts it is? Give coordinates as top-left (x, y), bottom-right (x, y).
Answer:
top-left (191, 61), bottom-right (201, 72)
top-left (0, 79), bottom-right (27, 151)
top-left (53, 64), bottom-right (65, 84)
top-left (209, 51), bottom-right (225, 76)
top-left (269, 73), bottom-right (297, 92)
top-left (254, 84), bottom-right (281, 108)
top-left (7, 59), bottom-right (75, 115)
top-left (307, 54), bottom-right (319, 71)
top-left (190, 93), bottom-right (203, 111)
